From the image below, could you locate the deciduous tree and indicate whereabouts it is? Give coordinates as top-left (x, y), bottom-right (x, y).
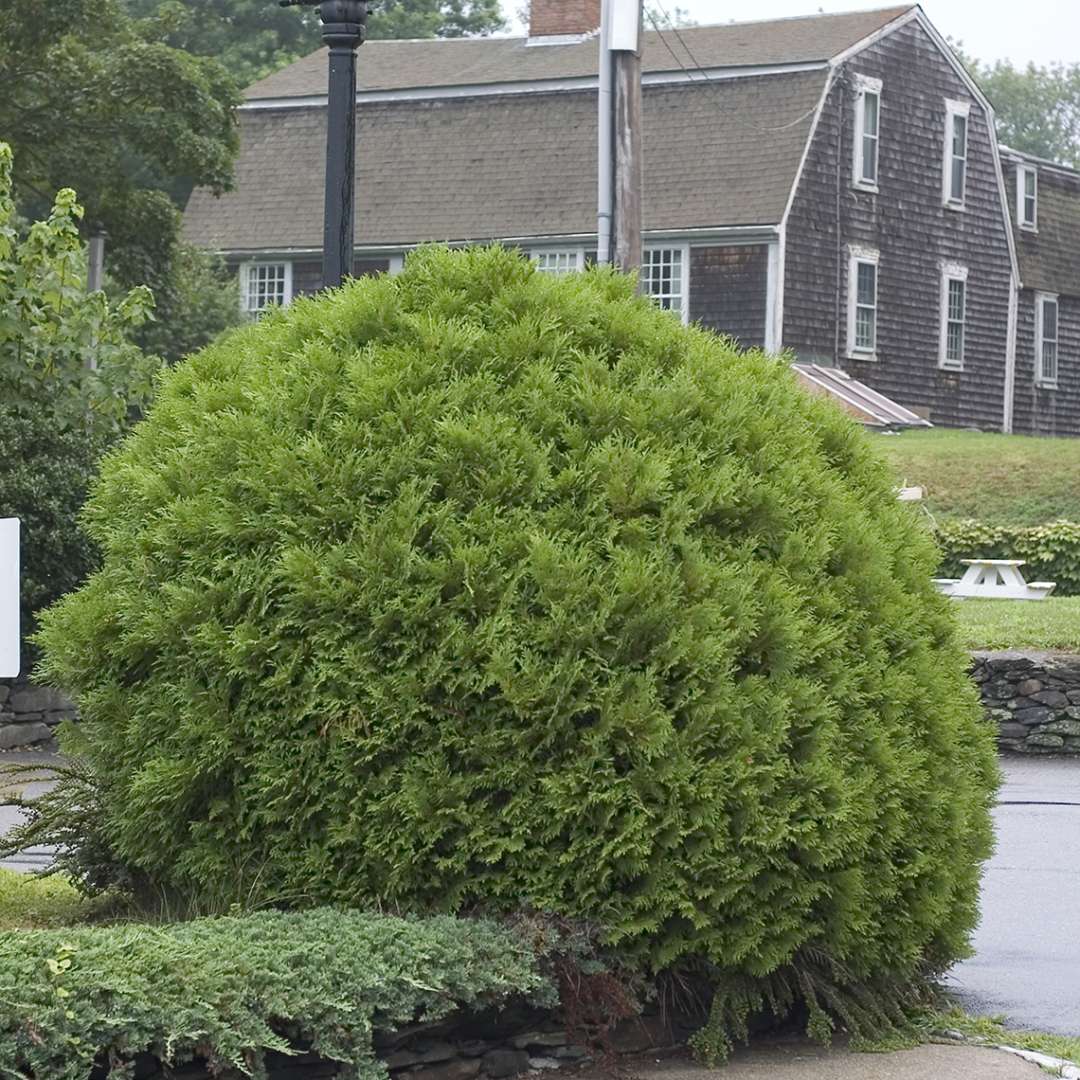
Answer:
top-left (123, 0), bottom-right (507, 89)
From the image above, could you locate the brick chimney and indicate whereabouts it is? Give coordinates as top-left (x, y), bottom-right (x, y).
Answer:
top-left (528, 0), bottom-right (601, 38)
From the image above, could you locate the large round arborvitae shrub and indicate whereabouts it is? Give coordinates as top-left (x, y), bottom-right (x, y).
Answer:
top-left (37, 246), bottom-right (996, 1029)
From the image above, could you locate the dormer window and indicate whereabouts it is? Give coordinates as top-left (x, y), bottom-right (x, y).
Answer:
top-left (943, 99), bottom-right (970, 208)
top-left (1018, 164), bottom-right (1038, 231)
top-left (853, 75), bottom-right (883, 191)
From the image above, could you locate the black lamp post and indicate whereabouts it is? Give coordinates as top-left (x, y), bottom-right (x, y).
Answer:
top-left (280, 0), bottom-right (367, 289)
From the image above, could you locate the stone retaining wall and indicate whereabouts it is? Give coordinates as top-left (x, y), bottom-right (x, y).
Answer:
top-left (972, 650), bottom-right (1080, 754)
top-left (0, 678), bottom-right (73, 750)
top-left (129, 1004), bottom-right (687, 1080)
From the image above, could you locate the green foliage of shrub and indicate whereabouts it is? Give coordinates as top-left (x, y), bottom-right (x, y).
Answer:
top-left (0, 909), bottom-right (547, 1079)
top-left (35, 246), bottom-right (997, 1033)
top-left (0, 412), bottom-right (100, 665)
top-left (0, 142), bottom-right (159, 665)
top-left (936, 519), bottom-right (1080, 596)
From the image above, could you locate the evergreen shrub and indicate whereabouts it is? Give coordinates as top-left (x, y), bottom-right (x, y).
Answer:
top-left (34, 245), bottom-right (997, 1041)
top-left (0, 908), bottom-right (546, 1079)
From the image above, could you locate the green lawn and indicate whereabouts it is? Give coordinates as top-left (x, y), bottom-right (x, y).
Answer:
top-left (949, 597), bottom-right (1080, 651)
top-left (873, 428), bottom-right (1080, 526)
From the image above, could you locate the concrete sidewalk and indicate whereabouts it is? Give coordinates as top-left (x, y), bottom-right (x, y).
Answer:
top-left (609, 1041), bottom-right (1046, 1079)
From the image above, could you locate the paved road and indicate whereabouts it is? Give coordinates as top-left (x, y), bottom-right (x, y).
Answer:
top-left (0, 750), bottom-right (60, 872)
top-left (949, 755), bottom-right (1080, 1036)
top-left (1, 751), bottom-right (1078, 1037)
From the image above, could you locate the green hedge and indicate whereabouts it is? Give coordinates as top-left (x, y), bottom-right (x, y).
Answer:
top-left (0, 908), bottom-right (549, 1080)
top-left (935, 519), bottom-right (1080, 596)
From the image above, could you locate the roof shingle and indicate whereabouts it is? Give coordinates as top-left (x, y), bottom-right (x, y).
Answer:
top-left (244, 6), bottom-right (913, 100)
top-left (183, 70), bottom-right (829, 252)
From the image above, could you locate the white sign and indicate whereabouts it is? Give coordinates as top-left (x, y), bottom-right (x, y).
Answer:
top-left (0, 518), bottom-right (19, 677)
top-left (607, 0), bottom-right (640, 51)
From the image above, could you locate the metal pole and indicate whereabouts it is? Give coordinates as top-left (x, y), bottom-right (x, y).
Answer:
top-left (597, 0), bottom-right (614, 266)
top-left (319, 0), bottom-right (366, 289)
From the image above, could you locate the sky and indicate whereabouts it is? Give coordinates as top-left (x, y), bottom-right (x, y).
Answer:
top-left (509, 0), bottom-right (1080, 67)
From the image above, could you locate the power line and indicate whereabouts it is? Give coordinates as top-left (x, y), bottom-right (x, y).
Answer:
top-left (644, 3), bottom-right (823, 134)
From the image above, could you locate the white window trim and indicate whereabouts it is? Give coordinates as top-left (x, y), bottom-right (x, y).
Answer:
top-left (1035, 290), bottom-right (1060, 389)
top-left (530, 246), bottom-right (586, 273)
top-left (846, 245), bottom-right (880, 361)
top-left (852, 74), bottom-right (883, 193)
top-left (642, 244), bottom-right (691, 324)
top-left (1017, 164), bottom-right (1039, 232)
top-left (938, 261), bottom-right (969, 371)
top-left (943, 98), bottom-right (971, 209)
top-left (240, 260), bottom-right (293, 314)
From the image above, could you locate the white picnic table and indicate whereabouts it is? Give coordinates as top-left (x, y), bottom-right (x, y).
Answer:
top-left (934, 559), bottom-right (1056, 601)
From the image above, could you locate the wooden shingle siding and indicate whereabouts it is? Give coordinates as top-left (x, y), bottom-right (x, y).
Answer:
top-left (1002, 156), bottom-right (1080, 436)
top-left (293, 258), bottom-right (391, 297)
top-left (783, 19), bottom-right (1013, 430)
top-left (1012, 290), bottom-right (1080, 436)
top-left (689, 245), bottom-right (768, 348)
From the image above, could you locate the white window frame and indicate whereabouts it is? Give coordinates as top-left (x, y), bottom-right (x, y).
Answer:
top-left (240, 261), bottom-right (293, 314)
top-left (938, 262), bottom-right (969, 371)
top-left (852, 74), bottom-right (883, 193)
top-left (530, 247), bottom-right (586, 274)
top-left (846, 245), bottom-right (880, 360)
top-left (641, 244), bottom-right (690, 324)
top-left (943, 99), bottom-right (971, 209)
top-left (1017, 164), bottom-right (1038, 232)
top-left (1036, 291), bottom-right (1060, 389)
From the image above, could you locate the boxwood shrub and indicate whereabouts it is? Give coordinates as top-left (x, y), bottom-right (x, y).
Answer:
top-left (0, 908), bottom-right (547, 1079)
top-left (33, 245), bottom-right (997, 1042)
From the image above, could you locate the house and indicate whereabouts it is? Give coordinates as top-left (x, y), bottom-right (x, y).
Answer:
top-left (182, 2), bottom-right (1069, 435)
top-left (1000, 146), bottom-right (1080, 436)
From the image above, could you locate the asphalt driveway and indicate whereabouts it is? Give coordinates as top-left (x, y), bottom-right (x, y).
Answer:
top-left (948, 755), bottom-right (1080, 1035)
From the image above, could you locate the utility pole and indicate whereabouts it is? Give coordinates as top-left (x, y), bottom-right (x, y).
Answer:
top-left (609, 0), bottom-right (643, 276)
top-left (87, 233), bottom-right (105, 293)
top-left (280, 0), bottom-right (367, 289)
top-left (597, 0), bottom-right (613, 266)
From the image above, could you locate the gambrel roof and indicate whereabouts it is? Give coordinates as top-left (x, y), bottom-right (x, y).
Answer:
top-left (245, 6), bottom-right (914, 101)
top-left (183, 6), bottom-right (917, 254)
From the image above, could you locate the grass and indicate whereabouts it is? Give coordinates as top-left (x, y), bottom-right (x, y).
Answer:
top-left (0, 868), bottom-right (109, 929)
top-left (873, 428), bottom-right (1080, 526)
top-left (949, 597), bottom-right (1080, 651)
top-left (934, 1008), bottom-right (1080, 1065)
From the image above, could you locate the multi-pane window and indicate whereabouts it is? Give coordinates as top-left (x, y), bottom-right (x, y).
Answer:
top-left (939, 264), bottom-right (968, 370)
top-left (532, 249), bottom-right (584, 274)
top-left (847, 248), bottom-right (879, 357)
top-left (1018, 164), bottom-right (1038, 230)
top-left (853, 76), bottom-right (882, 189)
top-left (641, 247), bottom-right (688, 322)
top-left (944, 100), bottom-right (970, 207)
top-left (1037, 293), bottom-right (1059, 386)
top-left (241, 262), bottom-right (292, 314)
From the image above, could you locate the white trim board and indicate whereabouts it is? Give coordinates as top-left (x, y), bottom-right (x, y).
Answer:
top-left (241, 60), bottom-right (829, 110)
top-left (215, 225), bottom-right (781, 262)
